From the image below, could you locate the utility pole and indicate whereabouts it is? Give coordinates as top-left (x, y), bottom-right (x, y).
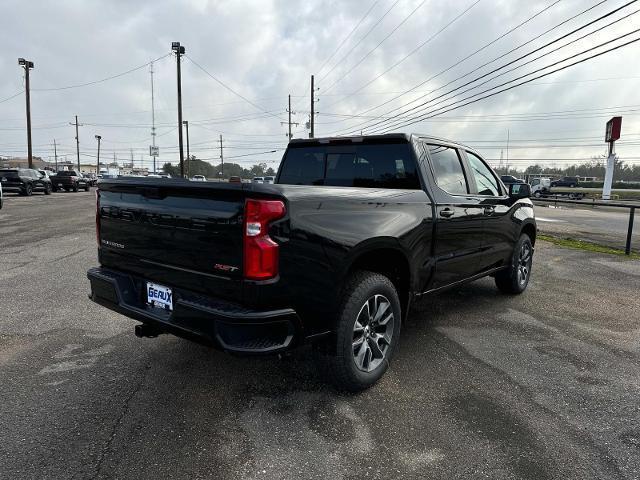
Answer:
top-left (150, 61), bottom-right (157, 174)
top-left (69, 115), bottom-right (82, 171)
top-left (310, 75), bottom-right (315, 138)
top-left (505, 129), bottom-right (510, 174)
top-left (172, 42), bottom-right (186, 177)
top-left (94, 135), bottom-right (102, 175)
top-left (281, 94), bottom-right (299, 140)
top-left (18, 58), bottom-right (34, 168)
top-left (183, 120), bottom-right (190, 178)
top-left (219, 134), bottom-right (224, 177)
top-left (53, 139), bottom-right (58, 171)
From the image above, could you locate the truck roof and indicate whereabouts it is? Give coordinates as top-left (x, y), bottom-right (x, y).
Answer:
top-left (289, 133), bottom-right (478, 153)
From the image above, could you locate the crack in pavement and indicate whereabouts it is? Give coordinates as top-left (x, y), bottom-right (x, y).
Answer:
top-left (90, 361), bottom-right (152, 479)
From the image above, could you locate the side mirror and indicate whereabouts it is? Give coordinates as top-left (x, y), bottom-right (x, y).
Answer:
top-left (509, 182), bottom-right (531, 199)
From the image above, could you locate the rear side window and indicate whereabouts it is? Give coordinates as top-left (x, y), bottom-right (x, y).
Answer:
top-left (278, 147), bottom-right (325, 185)
top-left (466, 151), bottom-right (500, 196)
top-left (278, 143), bottom-right (420, 189)
top-left (427, 145), bottom-right (468, 195)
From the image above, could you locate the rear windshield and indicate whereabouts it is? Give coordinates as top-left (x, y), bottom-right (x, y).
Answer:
top-left (0, 170), bottom-right (19, 178)
top-left (56, 171), bottom-right (76, 176)
top-left (278, 142), bottom-right (420, 189)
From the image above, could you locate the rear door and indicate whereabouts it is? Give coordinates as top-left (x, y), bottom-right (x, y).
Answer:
top-left (423, 143), bottom-right (485, 289)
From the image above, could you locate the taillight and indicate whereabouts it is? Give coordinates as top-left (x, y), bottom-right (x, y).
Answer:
top-left (243, 199), bottom-right (286, 280)
top-left (95, 189), bottom-right (100, 246)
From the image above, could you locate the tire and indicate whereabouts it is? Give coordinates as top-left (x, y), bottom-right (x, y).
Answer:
top-left (315, 271), bottom-right (402, 392)
top-left (44, 184), bottom-right (52, 195)
top-left (84, 184), bottom-right (90, 192)
top-left (533, 191), bottom-right (542, 198)
top-left (22, 183), bottom-right (33, 196)
top-left (495, 233), bottom-right (533, 294)
top-left (73, 183), bottom-right (79, 192)
top-left (64, 187), bottom-right (70, 192)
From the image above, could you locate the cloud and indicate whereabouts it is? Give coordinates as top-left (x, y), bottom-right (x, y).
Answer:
top-left (0, 0), bottom-right (638, 170)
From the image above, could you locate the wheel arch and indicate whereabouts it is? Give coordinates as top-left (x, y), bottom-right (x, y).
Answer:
top-left (339, 238), bottom-right (414, 320)
top-left (520, 221), bottom-right (537, 246)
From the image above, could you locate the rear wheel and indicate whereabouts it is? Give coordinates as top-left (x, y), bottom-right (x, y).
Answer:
top-left (495, 233), bottom-right (533, 294)
top-left (315, 271), bottom-right (401, 392)
top-left (44, 183), bottom-right (52, 195)
top-left (84, 183), bottom-right (90, 191)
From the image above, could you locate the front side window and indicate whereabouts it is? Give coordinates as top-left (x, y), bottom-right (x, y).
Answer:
top-left (427, 144), bottom-right (468, 195)
top-left (466, 151), bottom-right (500, 196)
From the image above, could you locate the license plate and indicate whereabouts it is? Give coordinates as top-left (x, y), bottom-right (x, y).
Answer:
top-left (146, 282), bottom-right (173, 311)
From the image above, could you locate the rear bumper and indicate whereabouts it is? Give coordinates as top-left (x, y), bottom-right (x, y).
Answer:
top-left (87, 267), bottom-right (300, 354)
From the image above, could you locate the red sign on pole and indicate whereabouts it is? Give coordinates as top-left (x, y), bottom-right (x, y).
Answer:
top-left (605, 116), bottom-right (622, 142)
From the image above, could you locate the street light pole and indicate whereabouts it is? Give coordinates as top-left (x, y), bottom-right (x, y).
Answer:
top-left (172, 42), bottom-right (186, 178)
top-left (183, 120), bottom-right (190, 178)
top-left (95, 135), bottom-right (102, 175)
top-left (18, 58), bottom-right (34, 169)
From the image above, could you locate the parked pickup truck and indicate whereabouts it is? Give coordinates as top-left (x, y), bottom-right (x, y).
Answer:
top-left (54, 170), bottom-right (90, 192)
top-left (87, 134), bottom-right (536, 390)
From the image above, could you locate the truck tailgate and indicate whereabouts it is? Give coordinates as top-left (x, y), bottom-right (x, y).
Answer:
top-left (97, 181), bottom-right (249, 301)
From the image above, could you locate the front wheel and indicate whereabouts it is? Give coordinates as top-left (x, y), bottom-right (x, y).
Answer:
top-left (84, 183), bottom-right (90, 192)
top-left (44, 184), bottom-right (52, 195)
top-left (22, 183), bottom-right (33, 196)
top-left (315, 271), bottom-right (401, 392)
top-left (495, 233), bottom-right (533, 294)
top-left (73, 183), bottom-right (79, 192)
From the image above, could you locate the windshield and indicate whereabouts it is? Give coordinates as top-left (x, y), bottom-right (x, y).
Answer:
top-left (56, 171), bottom-right (76, 176)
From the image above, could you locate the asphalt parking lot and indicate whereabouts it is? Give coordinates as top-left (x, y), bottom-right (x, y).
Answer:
top-left (1, 192), bottom-right (639, 480)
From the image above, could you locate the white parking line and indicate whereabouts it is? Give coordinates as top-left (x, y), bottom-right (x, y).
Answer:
top-left (536, 217), bottom-right (566, 223)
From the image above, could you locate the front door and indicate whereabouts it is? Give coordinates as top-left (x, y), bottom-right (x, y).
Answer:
top-left (463, 150), bottom-right (514, 271)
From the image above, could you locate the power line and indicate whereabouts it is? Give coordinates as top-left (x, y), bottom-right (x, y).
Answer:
top-left (375, 35), bottom-right (640, 133)
top-left (0, 91), bottom-right (24, 104)
top-left (322, 0), bottom-right (429, 94)
top-left (323, 0), bottom-right (482, 108)
top-left (31, 53), bottom-right (171, 92)
top-left (318, 0), bottom-right (401, 83)
top-left (316, 0), bottom-right (381, 77)
top-left (186, 55), bottom-right (286, 122)
top-left (347, 0), bottom-right (639, 134)
top-left (329, 0), bottom-right (581, 134)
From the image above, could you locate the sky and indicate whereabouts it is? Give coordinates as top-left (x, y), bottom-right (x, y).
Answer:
top-left (1, 0), bottom-right (639, 173)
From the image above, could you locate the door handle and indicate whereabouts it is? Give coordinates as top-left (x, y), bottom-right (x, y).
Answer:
top-left (439, 208), bottom-right (455, 218)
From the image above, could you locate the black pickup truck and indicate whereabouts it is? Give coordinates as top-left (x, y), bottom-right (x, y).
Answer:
top-left (88, 134), bottom-right (536, 390)
top-left (54, 170), bottom-right (90, 192)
